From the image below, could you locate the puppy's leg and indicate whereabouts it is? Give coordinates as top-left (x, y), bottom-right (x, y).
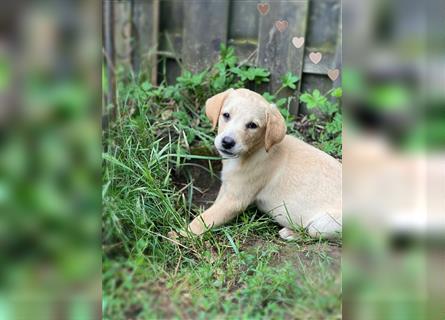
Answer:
top-left (307, 212), bottom-right (342, 239)
top-left (187, 200), bottom-right (243, 235)
top-left (187, 193), bottom-right (248, 236)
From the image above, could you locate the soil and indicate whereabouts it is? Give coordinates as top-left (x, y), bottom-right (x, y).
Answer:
top-left (174, 155), bottom-right (222, 210)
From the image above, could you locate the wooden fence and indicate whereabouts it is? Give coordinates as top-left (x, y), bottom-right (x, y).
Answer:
top-left (103, 0), bottom-right (341, 118)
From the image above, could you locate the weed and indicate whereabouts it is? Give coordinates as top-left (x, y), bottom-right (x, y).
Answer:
top-left (299, 88), bottom-right (343, 158)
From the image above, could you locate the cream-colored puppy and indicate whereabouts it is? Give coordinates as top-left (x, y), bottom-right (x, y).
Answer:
top-left (186, 88), bottom-right (342, 239)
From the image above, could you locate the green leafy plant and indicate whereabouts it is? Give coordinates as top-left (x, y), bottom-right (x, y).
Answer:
top-left (177, 70), bottom-right (208, 88)
top-left (298, 88), bottom-right (342, 158)
top-left (205, 44), bottom-right (271, 91)
top-left (281, 72), bottom-right (300, 90)
top-left (231, 66), bottom-right (270, 84)
top-left (117, 45), bottom-right (303, 151)
top-left (116, 45), bottom-right (340, 159)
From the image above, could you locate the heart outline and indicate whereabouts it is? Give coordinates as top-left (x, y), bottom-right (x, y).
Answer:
top-left (275, 20), bottom-right (288, 32)
top-left (292, 37), bottom-right (305, 48)
top-left (328, 69), bottom-right (340, 81)
top-left (309, 52), bottom-right (322, 64)
top-left (257, 3), bottom-right (270, 15)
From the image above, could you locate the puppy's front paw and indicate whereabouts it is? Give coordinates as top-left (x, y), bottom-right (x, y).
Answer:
top-left (187, 218), bottom-right (207, 236)
top-left (175, 222), bottom-right (202, 238)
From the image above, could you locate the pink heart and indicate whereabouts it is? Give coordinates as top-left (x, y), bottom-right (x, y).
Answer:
top-left (275, 20), bottom-right (288, 32)
top-left (257, 3), bottom-right (270, 15)
top-left (291, 37), bottom-right (305, 48)
top-left (309, 52), bottom-right (322, 64)
top-left (328, 69), bottom-right (340, 81)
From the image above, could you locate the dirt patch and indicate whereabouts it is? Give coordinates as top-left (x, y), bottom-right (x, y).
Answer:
top-left (277, 241), bottom-right (341, 271)
top-left (175, 155), bottom-right (222, 209)
top-left (240, 235), bottom-right (341, 272)
top-left (124, 304), bottom-right (143, 320)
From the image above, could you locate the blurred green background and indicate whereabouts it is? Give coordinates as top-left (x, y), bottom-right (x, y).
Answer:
top-left (0, 0), bottom-right (444, 319)
top-left (0, 2), bottom-right (101, 319)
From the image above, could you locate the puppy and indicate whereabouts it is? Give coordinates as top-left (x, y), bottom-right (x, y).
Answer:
top-left (186, 88), bottom-right (342, 239)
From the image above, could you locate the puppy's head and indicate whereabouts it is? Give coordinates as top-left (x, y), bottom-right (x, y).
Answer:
top-left (205, 88), bottom-right (286, 158)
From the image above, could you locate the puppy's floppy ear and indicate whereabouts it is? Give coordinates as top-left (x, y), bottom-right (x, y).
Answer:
top-left (205, 89), bottom-right (233, 130)
top-left (265, 104), bottom-right (287, 152)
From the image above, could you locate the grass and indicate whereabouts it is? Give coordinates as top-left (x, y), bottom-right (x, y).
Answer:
top-left (103, 45), bottom-right (341, 319)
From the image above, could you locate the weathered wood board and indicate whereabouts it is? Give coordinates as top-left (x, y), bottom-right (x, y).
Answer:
top-left (182, 0), bottom-right (230, 73)
top-left (113, 0), bottom-right (132, 75)
top-left (228, 0), bottom-right (259, 62)
top-left (257, 0), bottom-right (309, 114)
top-left (159, 0), bottom-right (183, 84)
top-left (132, 0), bottom-right (159, 83)
top-left (103, 0), bottom-right (116, 119)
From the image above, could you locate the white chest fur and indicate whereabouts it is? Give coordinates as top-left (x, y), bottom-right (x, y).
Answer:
top-left (221, 158), bottom-right (239, 178)
top-left (221, 158), bottom-right (240, 181)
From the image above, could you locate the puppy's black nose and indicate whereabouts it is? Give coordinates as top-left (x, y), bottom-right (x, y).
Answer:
top-left (221, 136), bottom-right (236, 149)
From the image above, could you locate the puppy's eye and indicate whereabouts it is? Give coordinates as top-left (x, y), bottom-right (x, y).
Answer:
top-left (246, 122), bottom-right (258, 129)
top-left (222, 112), bottom-right (230, 120)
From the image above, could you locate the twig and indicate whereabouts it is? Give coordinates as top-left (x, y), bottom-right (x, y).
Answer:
top-left (238, 48), bottom-right (258, 67)
top-left (146, 229), bottom-right (198, 255)
top-left (165, 32), bottom-right (184, 69)
top-left (102, 47), bottom-right (116, 74)
top-left (156, 50), bottom-right (177, 59)
top-left (174, 255), bottom-right (182, 277)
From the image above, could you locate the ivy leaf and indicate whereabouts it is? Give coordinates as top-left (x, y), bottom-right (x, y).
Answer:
top-left (312, 89), bottom-right (321, 98)
top-left (141, 81), bottom-right (152, 91)
top-left (177, 71), bottom-right (192, 85)
top-left (281, 72), bottom-right (299, 90)
top-left (279, 107), bottom-right (290, 118)
top-left (212, 74), bottom-right (226, 90)
top-left (215, 62), bottom-right (226, 73)
top-left (300, 89), bottom-right (327, 109)
top-left (246, 67), bottom-right (270, 81)
top-left (275, 98), bottom-right (287, 108)
top-left (322, 102), bottom-right (338, 116)
top-left (231, 67), bottom-right (247, 81)
top-left (224, 55), bottom-right (237, 67)
top-left (331, 87), bottom-right (342, 98)
top-left (325, 113), bottom-right (342, 134)
top-left (191, 71), bottom-right (207, 86)
top-left (262, 92), bottom-right (275, 102)
top-left (220, 43), bottom-right (237, 67)
top-left (308, 114), bottom-right (317, 121)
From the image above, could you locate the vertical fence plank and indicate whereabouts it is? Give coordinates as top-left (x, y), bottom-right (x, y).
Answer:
top-left (300, 0), bottom-right (341, 113)
top-left (132, 0), bottom-right (159, 83)
top-left (182, 0), bottom-right (230, 73)
top-left (113, 0), bottom-right (132, 75)
top-left (103, 0), bottom-right (116, 122)
top-left (257, 0), bottom-right (309, 115)
top-left (228, 0), bottom-right (259, 62)
top-left (159, 0), bottom-right (184, 84)
top-left (333, 15), bottom-right (342, 89)
top-left (301, 0), bottom-right (341, 76)
top-left (303, 0), bottom-right (340, 74)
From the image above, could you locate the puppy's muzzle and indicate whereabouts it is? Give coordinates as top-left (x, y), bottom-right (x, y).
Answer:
top-left (221, 136), bottom-right (236, 150)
